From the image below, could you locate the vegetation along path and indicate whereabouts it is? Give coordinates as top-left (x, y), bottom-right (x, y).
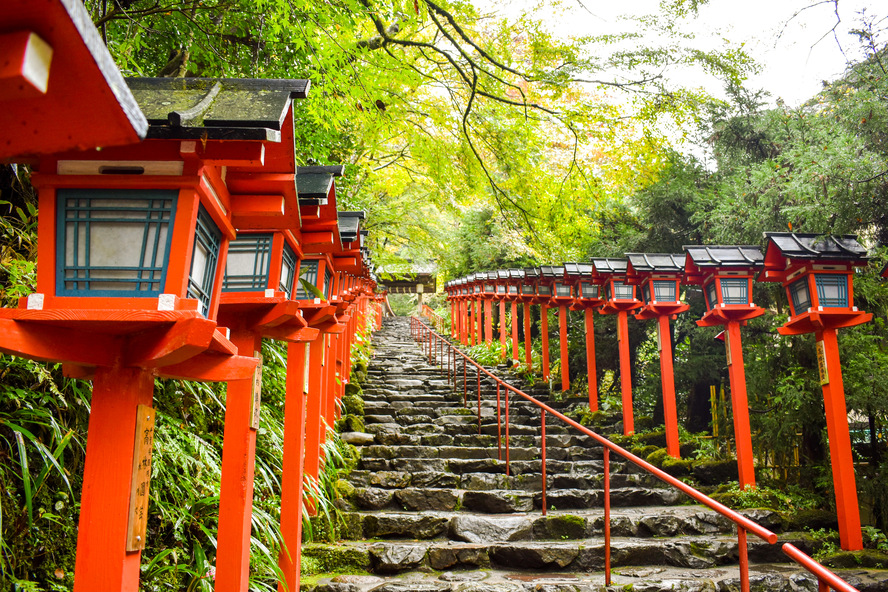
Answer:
top-left (303, 317), bottom-right (888, 592)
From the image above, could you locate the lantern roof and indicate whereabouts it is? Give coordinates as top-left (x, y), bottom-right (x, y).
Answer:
top-left (473, 272), bottom-right (487, 282)
top-left (591, 257), bottom-right (628, 275)
top-left (626, 253), bottom-right (685, 274)
top-left (337, 211), bottom-right (365, 244)
top-left (523, 267), bottom-right (541, 279)
top-left (486, 271), bottom-right (498, 280)
top-left (564, 262), bottom-right (595, 277)
top-left (508, 268), bottom-right (525, 280)
top-left (496, 270), bottom-right (510, 280)
top-left (761, 232), bottom-right (867, 261)
top-left (297, 165), bottom-right (345, 205)
top-left (126, 78), bottom-right (309, 141)
top-left (2, 0), bottom-right (148, 162)
top-left (683, 245), bottom-right (763, 285)
top-left (538, 265), bottom-right (560, 278)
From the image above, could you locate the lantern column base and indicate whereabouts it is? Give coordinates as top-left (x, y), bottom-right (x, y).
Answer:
top-left (523, 302), bottom-right (533, 372)
top-left (559, 305), bottom-right (570, 391)
top-left (818, 328), bottom-right (863, 551)
top-left (584, 309), bottom-right (598, 412)
top-left (658, 315), bottom-right (680, 458)
top-left (617, 310), bottom-right (634, 435)
top-left (73, 366), bottom-right (155, 592)
top-left (725, 320), bottom-right (756, 489)
top-left (216, 331), bottom-right (263, 592)
top-left (541, 304), bottom-right (550, 381)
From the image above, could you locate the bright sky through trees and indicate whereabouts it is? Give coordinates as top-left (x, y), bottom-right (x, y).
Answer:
top-left (478, 0), bottom-right (885, 107)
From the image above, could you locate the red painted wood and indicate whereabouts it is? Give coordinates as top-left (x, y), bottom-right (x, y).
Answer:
top-left (499, 301), bottom-right (508, 360)
top-left (818, 328), bottom-right (863, 550)
top-left (540, 304), bottom-right (550, 381)
top-left (215, 331), bottom-right (262, 592)
top-left (124, 317), bottom-right (217, 367)
top-left (559, 305), bottom-right (569, 391)
top-left (726, 321), bottom-right (756, 489)
top-left (510, 301), bottom-right (519, 366)
top-left (73, 366), bottom-right (154, 592)
top-left (164, 189), bottom-right (199, 298)
top-left (0, 318), bottom-right (117, 366)
top-left (279, 342), bottom-right (308, 592)
top-left (584, 309), bottom-right (598, 412)
top-left (156, 351), bottom-right (257, 382)
top-left (658, 315), bottom-right (680, 458)
top-left (523, 303), bottom-right (532, 372)
top-left (303, 335), bottom-right (325, 505)
top-left (617, 310), bottom-right (634, 435)
top-left (484, 300), bottom-right (493, 344)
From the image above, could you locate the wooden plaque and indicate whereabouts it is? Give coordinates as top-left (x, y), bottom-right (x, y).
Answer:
top-left (725, 332), bottom-right (732, 367)
top-left (816, 339), bottom-right (829, 385)
top-left (126, 404), bottom-right (155, 551)
top-left (250, 352), bottom-right (263, 430)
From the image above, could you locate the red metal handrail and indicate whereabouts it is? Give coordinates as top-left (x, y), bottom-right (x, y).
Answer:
top-left (420, 304), bottom-right (448, 334)
top-left (410, 316), bottom-right (860, 592)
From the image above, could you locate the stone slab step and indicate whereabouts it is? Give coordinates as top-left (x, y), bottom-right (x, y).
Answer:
top-left (347, 469), bottom-right (662, 492)
top-left (302, 565), bottom-right (888, 592)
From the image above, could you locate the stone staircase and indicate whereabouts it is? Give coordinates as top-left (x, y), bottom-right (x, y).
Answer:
top-left (303, 317), bottom-right (888, 592)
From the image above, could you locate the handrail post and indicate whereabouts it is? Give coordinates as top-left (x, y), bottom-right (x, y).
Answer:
top-left (496, 382), bottom-right (502, 460)
top-left (541, 409), bottom-right (547, 516)
top-left (739, 527), bottom-right (750, 592)
top-left (604, 447), bottom-right (611, 586)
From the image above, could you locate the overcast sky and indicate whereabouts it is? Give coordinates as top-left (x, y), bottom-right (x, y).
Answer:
top-left (480, 0), bottom-right (886, 107)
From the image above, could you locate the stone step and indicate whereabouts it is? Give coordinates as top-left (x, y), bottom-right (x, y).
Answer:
top-left (302, 532), bottom-right (812, 575)
top-left (338, 506), bottom-right (777, 542)
top-left (351, 486), bottom-right (686, 513)
top-left (347, 469), bottom-right (662, 492)
top-left (302, 565), bottom-right (888, 592)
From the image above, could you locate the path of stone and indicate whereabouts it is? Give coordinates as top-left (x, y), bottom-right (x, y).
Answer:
top-left (304, 317), bottom-right (888, 592)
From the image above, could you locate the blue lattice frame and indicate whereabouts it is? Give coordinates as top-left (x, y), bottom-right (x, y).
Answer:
top-left (187, 205), bottom-right (222, 317)
top-left (279, 241), bottom-right (298, 298)
top-left (294, 259), bottom-right (319, 299)
top-left (222, 233), bottom-right (273, 292)
top-left (56, 188), bottom-right (177, 298)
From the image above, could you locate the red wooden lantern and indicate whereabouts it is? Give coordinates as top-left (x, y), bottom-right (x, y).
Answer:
top-left (626, 253), bottom-right (689, 458)
top-left (542, 265), bottom-right (571, 390)
top-left (683, 245), bottom-right (764, 490)
top-left (480, 271), bottom-right (498, 344)
top-left (502, 269), bottom-right (524, 364)
top-left (0, 77), bottom-right (311, 592)
top-left (759, 232), bottom-right (871, 551)
top-left (592, 258), bottom-right (641, 434)
top-left (566, 262), bottom-right (602, 411)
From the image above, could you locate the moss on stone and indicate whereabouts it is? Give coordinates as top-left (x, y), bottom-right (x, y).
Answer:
top-left (645, 448), bottom-right (669, 468)
top-left (342, 393), bottom-right (364, 416)
top-left (537, 514), bottom-right (587, 539)
top-left (301, 544), bottom-right (372, 574)
top-left (661, 457), bottom-right (693, 477)
top-left (821, 549), bottom-right (888, 569)
top-left (336, 414), bottom-right (365, 433)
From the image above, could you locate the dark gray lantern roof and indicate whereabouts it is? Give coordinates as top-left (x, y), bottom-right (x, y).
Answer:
top-left (126, 77), bottom-right (309, 140)
top-left (508, 269), bottom-right (525, 280)
top-left (626, 253), bottom-right (685, 273)
top-left (486, 271), bottom-right (498, 280)
top-left (762, 232), bottom-right (867, 260)
top-left (296, 165), bottom-right (344, 204)
top-left (497, 270), bottom-right (510, 280)
top-left (591, 258), bottom-right (628, 274)
top-left (683, 246), bottom-right (764, 267)
top-left (538, 265), bottom-right (559, 278)
top-left (523, 267), bottom-right (541, 279)
top-left (564, 262), bottom-right (594, 277)
top-left (338, 211), bottom-right (365, 243)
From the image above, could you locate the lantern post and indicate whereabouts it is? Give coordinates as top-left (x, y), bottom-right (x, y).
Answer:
top-left (760, 232), bottom-right (871, 550)
top-left (566, 263), bottom-right (603, 411)
top-left (473, 272), bottom-right (485, 345)
top-left (535, 266), bottom-right (556, 382)
top-left (626, 254), bottom-right (689, 458)
top-left (495, 270), bottom-right (510, 358)
top-left (503, 269), bottom-right (524, 365)
top-left (549, 265), bottom-right (576, 392)
top-left (0, 76), bottom-right (315, 591)
top-left (482, 271), bottom-right (498, 344)
top-left (592, 258), bottom-right (642, 434)
top-left (683, 245), bottom-right (764, 489)
top-left (520, 267), bottom-right (541, 372)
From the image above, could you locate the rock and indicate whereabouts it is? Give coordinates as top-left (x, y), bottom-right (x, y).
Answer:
top-left (355, 488), bottom-right (394, 510)
top-left (395, 488), bottom-right (460, 511)
top-left (375, 432), bottom-right (419, 446)
top-left (637, 514), bottom-right (683, 537)
top-left (369, 583), bottom-right (450, 592)
top-left (341, 432), bottom-right (376, 445)
top-left (363, 514), bottom-right (448, 539)
top-left (461, 473), bottom-right (507, 491)
top-left (440, 572), bottom-right (487, 582)
top-left (369, 471), bottom-right (411, 488)
top-left (313, 583), bottom-right (359, 592)
top-left (490, 543), bottom-right (578, 569)
top-left (449, 515), bottom-right (533, 543)
top-left (462, 491), bottom-right (533, 513)
top-left (453, 584), bottom-right (524, 592)
top-left (531, 515), bottom-right (588, 540)
top-left (412, 471), bottom-right (460, 488)
top-left (369, 543), bottom-right (428, 572)
top-left (427, 544), bottom-right (490, 569)
top-left (332, 575), bottom-right (385, 585)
